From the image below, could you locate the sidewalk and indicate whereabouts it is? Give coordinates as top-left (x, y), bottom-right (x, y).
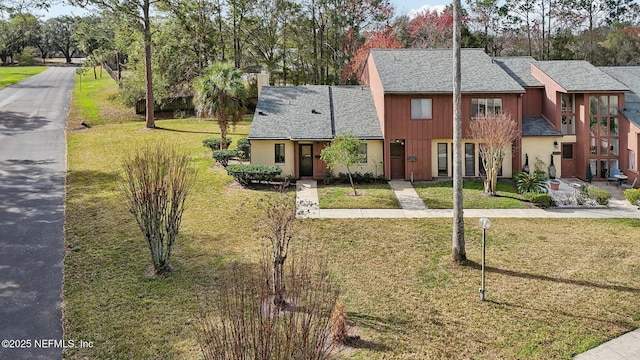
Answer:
top-left (296, 180), bottom-right (640, 219)
top-left (296, 180), bottom-right (640, 358)
top-left (574, 328), bottom-right (640, 359)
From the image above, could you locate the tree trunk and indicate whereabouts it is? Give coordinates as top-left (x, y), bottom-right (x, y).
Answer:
top-left (143, 0), bottom-right (155, 129)
top-left (346, 165), bottom-right (358, 196)
top-left (452, 0), bottom-right (466, 263)
top-left (219, 114), bottom-right (228, 149)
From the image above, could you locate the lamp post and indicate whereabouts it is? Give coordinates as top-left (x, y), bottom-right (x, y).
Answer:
top-left (479, 217), bottom-right (491, 302)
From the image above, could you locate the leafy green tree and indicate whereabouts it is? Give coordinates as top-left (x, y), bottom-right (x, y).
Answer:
top-left (46, 16), bottom-right (79, 64)
top-left (193, 63), bottom-right (247, 150)
top-left (320, 132), bottom-right (364, 196)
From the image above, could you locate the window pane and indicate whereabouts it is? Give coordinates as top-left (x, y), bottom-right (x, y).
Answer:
top-left (561, 94), bottom-right (567, 113)
top-left (494, 98), bottom-right (502, 113)
top-left (600, 160), bottom-right (609, 178)
top-left (562, 144), bottom-right (573, 159)
top-left (275, 144), bottom-right (285, 163)
top-left (411, 99), bottom-right (432, 119)
top-left (590, 96), bottom-right (598, 116)
top-left (600, 117), bottom-right (608, 136)
top-left (561, 116), bottom-right (575, 134)
top-left (600, 138), bottom-right (609, 156)
top-left (610, 138), bottom-right (619, 156)
top-left (610, 117), bottom-right (618, 136)
top-left (471, 99), bottom-right (479, 117)
top-left (600, 96), bottom-right (608, 115)
top-left (465, 143), bottom-right (475, 176)
top-left (629, 149), bottom-right (637, 171)
top-left (590, 136), bottom-right (597, 155)
top-left (610, 159), bottom-right (619, 171)
top-left (357, 143), bottom-right (367, 163)
top-left (438, 143), bottom-right (447, 176)
top-left (590, 160), bottom-right (597, 177)
top-left (610, 96), bottom-right (618, 115)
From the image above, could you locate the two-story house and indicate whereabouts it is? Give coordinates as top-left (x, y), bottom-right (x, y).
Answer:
top-left (248, 48), bottom-right (640, 187)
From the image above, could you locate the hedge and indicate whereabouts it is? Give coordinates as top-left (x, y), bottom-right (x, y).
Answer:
top-left (226, 164), bottom-right (282, 185)
top-left (587, 186), bottom-right (611, 205)
top-left (203, 137), bottom-right (232, 151)
top-left (624, 188), bottom-right (640, 206)
top-left (523, 192), bottom-right (553, 208)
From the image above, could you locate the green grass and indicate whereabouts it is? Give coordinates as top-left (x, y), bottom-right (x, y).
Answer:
top-left (0, 66), bottom-right (47, 88)
top-left (64, 73), bottom-right (640, 359)
top-left (317, 183), bottom-right (400, 209)
top-left (415, 179), bottom-right (532, 209)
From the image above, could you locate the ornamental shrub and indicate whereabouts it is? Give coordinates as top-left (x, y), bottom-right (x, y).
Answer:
top-left (523, 193), bottom-right (553, 208)
top-left (587, 186), bottom-right (611, 205)
top-left (212, 149), bottom-right (241, 168)
top-left (515, 172), bottom-right (547, 194)
top-left (203, 137), bottom-right (232, 151)
top-left (226, 164), bottom-right (282, 185)
top-left (624, 188), bottom-right (640, 206)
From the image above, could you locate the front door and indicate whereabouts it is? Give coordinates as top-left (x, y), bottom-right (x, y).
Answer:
top-left (561, 143), bottom-right (576, 177)
top-left (299, 144), bottom-right (313, 177)
top-left (390, 143), bottom-right (405, 179)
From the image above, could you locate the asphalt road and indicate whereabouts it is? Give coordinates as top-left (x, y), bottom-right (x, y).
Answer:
top-left (0, 67), bottom-right (75, 359)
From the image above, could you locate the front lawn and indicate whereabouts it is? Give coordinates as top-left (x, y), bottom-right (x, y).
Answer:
top-left (317, 183), bottom-right (400, 209)
top-left (415, 179), bottom-right (532, 209)
top-left (64, 73), bottom-right (640, 359)
top-left (0, 66), bottom-right (47, 88)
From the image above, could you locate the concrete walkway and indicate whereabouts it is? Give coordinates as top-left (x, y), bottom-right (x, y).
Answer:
top-left (296, 180), bottom-right (640, 219)
top-left (574, 328), bottom-right (640, 359)
top-left (388, 180), bottom-right (427, 210)
top-left (296, 180), bottom-right (640, 357)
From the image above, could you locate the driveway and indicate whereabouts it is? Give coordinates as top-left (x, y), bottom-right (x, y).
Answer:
top-left (0, 67), bottom-right (75, 359)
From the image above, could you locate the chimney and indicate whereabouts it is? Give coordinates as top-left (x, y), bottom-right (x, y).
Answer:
top-left (256, 71), bottom-right (270, 97)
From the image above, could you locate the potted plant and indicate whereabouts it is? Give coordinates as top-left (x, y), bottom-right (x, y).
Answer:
top-left (549, 179), bottom-right (560, 190)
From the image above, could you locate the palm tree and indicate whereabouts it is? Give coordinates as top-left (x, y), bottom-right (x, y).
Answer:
top-left (193, 63), bottom-right (247, 149)
top-left (452, 0), bottom-right (466, 262)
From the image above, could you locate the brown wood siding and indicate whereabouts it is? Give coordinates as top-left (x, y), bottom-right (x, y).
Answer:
top-left (531, 65), bottom-right (564, 126)
top-left (522, 88), bottom-right (543, 117)
top-left (383, 93), bottom-right (521, 180)
top-left (361, 54), bottom-right (386, 136)
top-left (313, 141), bottom-right (330, 180)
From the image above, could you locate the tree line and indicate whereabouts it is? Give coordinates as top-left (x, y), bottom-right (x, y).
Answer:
top-left (2, 0), bottom-right (640, 117)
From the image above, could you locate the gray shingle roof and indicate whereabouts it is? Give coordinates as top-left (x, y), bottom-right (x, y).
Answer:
top-left (369, 48), bottom-right (524, 94)
top-left (249, 86), bottom-right (383, 140)
top-left (600, 67), bottom-right (640, 127)
top-left (493, 57), bottom-right (543, 87)
top-left (522, 117), bottom-right (562, 136)
top-left (533, 61), bottom-right (629, 92)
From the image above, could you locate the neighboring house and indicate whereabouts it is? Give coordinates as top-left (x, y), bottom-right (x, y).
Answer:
top-left (248, 48), bottom-right (639, 187)
top-left (248, 85), bottom-right (384, 179)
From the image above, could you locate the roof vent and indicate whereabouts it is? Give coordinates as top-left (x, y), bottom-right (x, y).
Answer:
top-left (311, 109), bottom-right (320, 114)
top-left (258, 111), bottom-right (267, 116)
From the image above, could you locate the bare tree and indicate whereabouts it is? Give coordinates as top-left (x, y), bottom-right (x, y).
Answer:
top-left (198, 259), bottom-right (338, 360)
top-left (120, 143), bottom-right (197, 275)
top-left (469, 112), bottom-right (520, 195)
top-left (258, 194), bottom-right (304, 308)
top-left (452, 0), bottom-right (466, 263)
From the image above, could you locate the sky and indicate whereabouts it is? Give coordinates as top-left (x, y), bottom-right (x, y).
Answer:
top-left (41, 0), bottom-right (448, 19)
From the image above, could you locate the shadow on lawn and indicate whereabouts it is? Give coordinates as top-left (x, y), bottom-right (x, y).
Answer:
top-left (464, 260), bottom-right (640, 294)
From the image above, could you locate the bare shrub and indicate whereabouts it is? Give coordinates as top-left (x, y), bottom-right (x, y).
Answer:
top-left (329, 301), bottom-right (349, 344)
top-left (120, 142), bottom-right (197, 275)
top-left (198, 258), bottom-right (338, 360)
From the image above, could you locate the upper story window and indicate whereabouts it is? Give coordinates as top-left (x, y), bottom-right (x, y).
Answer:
top-left (561, 93), bottom-right (575, 135)
top-left (589, 95), bottom-right (619, 158)
top-left (411, 99), bottom-right (432, 119)
top-left (471, 98), bottom-right (502, 117)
